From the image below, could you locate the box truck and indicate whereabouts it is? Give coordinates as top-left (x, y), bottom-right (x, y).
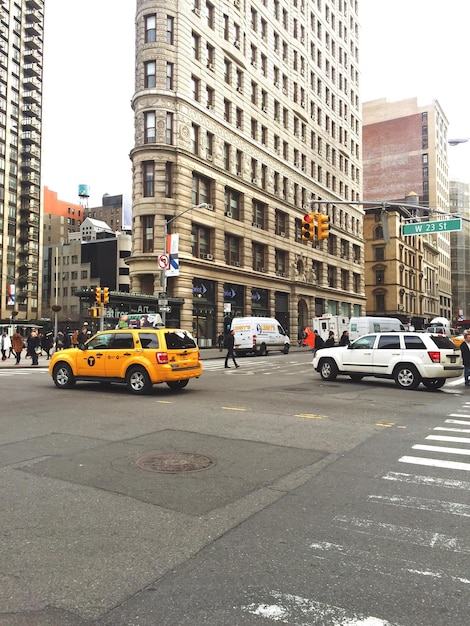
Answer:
top-left (349, 316), bottom-right (405, 341)
top-left (311, 316), bottom-right (349, 343)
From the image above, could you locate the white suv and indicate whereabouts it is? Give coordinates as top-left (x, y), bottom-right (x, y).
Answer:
top-left (312, 332), bottom-right (463, 390)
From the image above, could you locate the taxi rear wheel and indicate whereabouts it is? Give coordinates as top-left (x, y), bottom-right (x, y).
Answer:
top-left (53, 363), bottom-right (76, 389)
top-left (126, 366), bottom-right (152, 395)
top-left (166, 379), bottom-right (189, 390)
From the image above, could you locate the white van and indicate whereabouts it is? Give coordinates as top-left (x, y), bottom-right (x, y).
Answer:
top-left (349, 316), bottom-right (405, 341)
top-left (231, 317), bottom-right (290, 356)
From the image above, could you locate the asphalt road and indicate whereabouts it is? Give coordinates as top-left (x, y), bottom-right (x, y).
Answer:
top-left (1, 350), bottom-right (469, 625)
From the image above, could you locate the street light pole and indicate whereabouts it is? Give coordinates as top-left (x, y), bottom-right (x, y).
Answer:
top-left (160, 203), bottom-right (212, 326)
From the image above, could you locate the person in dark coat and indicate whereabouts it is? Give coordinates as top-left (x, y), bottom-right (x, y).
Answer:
top-left (339, 330), bottom-right (350, 346)
top-left (461, 332), bottom-right (470, 386)
top-left (42, 331), bottom-right (54, 359)
top-left (27, 328), bottom-right (41, 367)
top-left (224, 329), bottom-right (240, 369)
top-left (324, 331), bottom-right (336, 348)
top-left (62, 332), bottom-right (72, 349)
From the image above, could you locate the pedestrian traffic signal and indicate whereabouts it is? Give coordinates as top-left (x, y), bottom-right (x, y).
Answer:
top-left (95, 287), bottom-right (102, 303)
top-left (301, 213), bottom-right (315, 241)
top-left (103, 287), bottom-right (109, 304)
top-left (317, 213), bottom-right (329, 240)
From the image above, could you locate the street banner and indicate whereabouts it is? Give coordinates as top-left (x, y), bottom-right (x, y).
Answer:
top-left (7, 283), bottom-right (15, 306)
top-left (166, 233), bottom-right (179, 277)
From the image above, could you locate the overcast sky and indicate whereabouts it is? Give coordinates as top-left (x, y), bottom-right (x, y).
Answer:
top-left (41, 0), bottom-right (470, 207)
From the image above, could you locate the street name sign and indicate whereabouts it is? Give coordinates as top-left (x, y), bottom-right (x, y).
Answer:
top-left (402, 218), bottom-right (462, 236)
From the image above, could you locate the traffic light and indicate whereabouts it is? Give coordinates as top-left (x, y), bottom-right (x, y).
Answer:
top-left (301, 213), bottom-right (315, 241)
top-left (95, 287), bottom-right (102, 303)
top-left (103, 287), bottom-right (109, 304)
top-left (317, 213), bottom-right (329, 240)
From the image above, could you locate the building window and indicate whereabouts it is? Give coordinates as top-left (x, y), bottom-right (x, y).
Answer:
top-left (144, 61), bottom-right (156, 88)
top-left (205, 2), bottom-right (215, 28)
top-left (252, 200), bottom-right (266, 229)
top-left (191, 223), bottom-right (211, 257)
top-left (225, 234), bottom-right (241, 265)
top-left (223, 142), bottom-right (230, 170)
top-left (144, 111), bottom-right (155, 143)
top-left (145, 14), bottom-right (156, 43)
top-left (190, 124), bottom-right (199, 154)
top-left (341, 269), bottom-right (348, 290)
top-left (206, 132), bottom-right (214, 158)
top-left (374, 225), bottom-right (383, 239)
top-left (275, 210), bottom-right (287, 236)
top-left (142, 162), bottom-right (154, 197)
top-left (192, 173), bottom-right (211, 205)
top-left (191, 76), bottom-right (200, 101)
top-left (275, 249), bottom-right (287, 275)
top-left (375, 292), bottom-right (385, 311)
top-left (166, 62), bottom-right (174, 89)
top-left (166, 16), bottom-right (174, 44)
top-left (165, 162), bottom-right (173, 198)
top-left (327, 265), bottom-right (336, 288)
top-left (166, 113), bottom-right (173, 144)
top-left (252, 243), bottom-right (265, 272)
top-left (192, 32), bottom-right (200, 59)
top-left (224, 187), bottom-right (241, 220)
top-left (142, 215), bottom-right (154, 252)
top-left (375, 269), bottom-right (385, 284)
top-left (374, 246), bottom-right (384, 261)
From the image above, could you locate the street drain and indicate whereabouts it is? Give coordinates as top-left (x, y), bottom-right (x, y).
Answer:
top-left (136, 452), bottom-right (216, 474)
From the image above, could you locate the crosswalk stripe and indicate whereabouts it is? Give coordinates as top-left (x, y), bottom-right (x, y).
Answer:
top-left (382, 471), bottom-right (470, 490)
top-left (412, 444), bottom-right (470, 456)
top-left (368, 494), bottom-right (470, 517)
top-left (399, 455), bottom-right (470, 471)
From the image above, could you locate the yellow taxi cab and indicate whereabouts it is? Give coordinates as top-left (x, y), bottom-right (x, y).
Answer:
top-left (49, 328), bottom-right (202, 394)
top-left (451, 334), bottom-right (465, 348)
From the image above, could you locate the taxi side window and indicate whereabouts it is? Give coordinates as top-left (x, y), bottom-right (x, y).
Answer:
top-left (139, 332), bottom-right (160, 349)
top-left (87, 334), bottom-right (113, 350)
top-left (109, 334), bottom-right (134, 349)
top-left (377, 335), bottom-right (400, 349)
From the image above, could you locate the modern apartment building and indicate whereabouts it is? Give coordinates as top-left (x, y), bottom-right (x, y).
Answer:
top-left (127, 0), bottom-right (364, 346)
top-left (363, 97), bottom-right (452, 323)
top-left (0, 0), bottom-right (43, 323)
top-left (449, 179), bottom-right (470, 324)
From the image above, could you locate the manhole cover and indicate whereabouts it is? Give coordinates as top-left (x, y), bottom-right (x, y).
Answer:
top-left (136, 452), bottom-right (216, 474)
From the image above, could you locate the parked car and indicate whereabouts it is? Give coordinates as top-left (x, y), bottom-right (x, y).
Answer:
top-left (49, 328), bottom-right (202, 394)
top-left (312, 331), bottom-right (463, 390)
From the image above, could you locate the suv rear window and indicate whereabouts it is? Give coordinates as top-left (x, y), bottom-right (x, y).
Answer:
top-left (428, 335), bottom-right (457, 349)
top-left (164, 330), bottom-right (197, 349)
top-left (404, 335), bottom-right (426, 349)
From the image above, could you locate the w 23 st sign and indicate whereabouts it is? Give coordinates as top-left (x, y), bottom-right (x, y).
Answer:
top-left (402, 218), bottom-right (462, 236)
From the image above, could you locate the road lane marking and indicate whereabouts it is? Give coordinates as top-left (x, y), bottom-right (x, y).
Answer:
top-left (221, 406), bottom-right (247, 411)
top-left (412, 444), bottom-right (470, 456)
top-left (399, 455), bottom-right (470, 471)
top-left (240, 590), bottom-right (402, 625)
top-left (309, 540), bottom-right (470, 585)
top-left (426, 434), bottom-right (470, 443)
top-left (368, 494), bottom-right (470, 517)
top-left (383, 471), bottom-right (470, 491)
top-left (334, 516), bottom-right (470, 553)
top-left (295, 413), bottom-right (325, 419)
top-left (434, 426), bottom-right (470, 433)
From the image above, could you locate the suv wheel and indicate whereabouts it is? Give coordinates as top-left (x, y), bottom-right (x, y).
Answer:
top-left (394, 363), bottom-right (420, 390)
top-left (53, 363), bottom-right (76, 389)
top-left (126, 366), bottom-right (152, 395)
top-left (167, 380), bottom-right (189, 390)
top-left (319, 358), bottom-right (338, 381)
top-left (422, 378), bottom-right (446, 390)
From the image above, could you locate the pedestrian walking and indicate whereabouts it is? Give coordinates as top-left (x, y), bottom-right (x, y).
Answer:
top-left (302, 326), bottom-right (315, 351)
top-left (77, 326), bottom-right (89, 347)
top-left (27, 328), bottom-right (41, 367)
top-left (1, 331), bottom-right (12, 361)
top-left (324, 331), bottom-right (336, 347)
top-left (11, 331), bottom-right (24, 365)
top-left (339, 330), bottom-right (350, 346)
top-left (217, 332), bottom-right (224, 352)
top-left (62, 332), bottom-right (72, 349)
top-left (312, 330), bottom-right (325, 355)
top-left (72, 329), bottom-right (79, 348)
top-left (42, 331), bottom-right (54, 359)
top-left (224, 329), bottom-right (240, 369)
top-left (461, 332), bottom-right (470, 386)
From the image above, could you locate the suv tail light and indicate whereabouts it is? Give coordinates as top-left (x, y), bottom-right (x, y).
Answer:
top-left (156, 352), bottom-right (169, 364)
top-left (428, 351), bottom-right (441, 363)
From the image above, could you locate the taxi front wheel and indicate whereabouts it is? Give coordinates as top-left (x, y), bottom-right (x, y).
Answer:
top-left (53, 363), bottom-right (76, 389)
top-left (126, 366), bottom-right (152, 395)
